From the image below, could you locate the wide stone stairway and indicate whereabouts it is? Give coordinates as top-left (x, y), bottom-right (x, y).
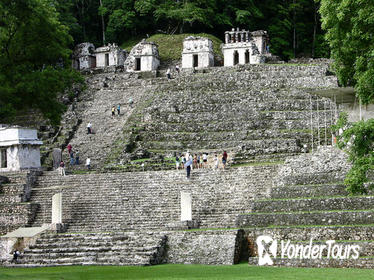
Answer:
top-left (29, 166), bottom-right (277, 232)
top-left (121, 64), bottom-right (338, 167)
top-left (15, 232), bottom-right (167, 267)
top-left (236, 147), bottom-right (374, 268)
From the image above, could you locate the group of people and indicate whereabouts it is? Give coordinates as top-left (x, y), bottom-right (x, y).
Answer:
top-left (110, 98), bottom-right (134, 117)
top-left (111, 104), bottom-right (121, 117)
top-left (176, 151), bottom-right (228, 178)
top-left (58, 143), bottom-right (91, 176)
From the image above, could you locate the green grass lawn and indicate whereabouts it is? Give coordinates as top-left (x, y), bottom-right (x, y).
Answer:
top-left (1, 264), bottom-right (374, 280)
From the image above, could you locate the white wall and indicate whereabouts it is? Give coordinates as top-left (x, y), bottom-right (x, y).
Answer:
top-left (0, 145), bottom-right (41, 172)
top-left (140, 56), bottom-right (159, 71)
top-left (223, 46), bottom-right (264, 66)
top-left (182, 52), bottom-right (214, 69)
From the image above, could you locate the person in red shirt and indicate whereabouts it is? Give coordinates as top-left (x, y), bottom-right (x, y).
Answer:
top-left (222, 151), bottom-right (228, 169)
top-left (67, 144), bottom-right (72, 155)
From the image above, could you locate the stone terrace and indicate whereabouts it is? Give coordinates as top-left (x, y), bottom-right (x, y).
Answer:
top-left (29, 166), bottom-right (278, 232)
top-left (120, 64), bottom-right (338, 167)
top-left (235, 147), bottom-right (374, 268)
top-left (54, 72), bottom-right (168, 169)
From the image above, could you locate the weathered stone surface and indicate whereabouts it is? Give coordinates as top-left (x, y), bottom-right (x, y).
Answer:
top-left (29, 166), bottom-right (278, 232)
top-left (166, 230), bottom-right (242, 265)
top-left (52, 148), bottom-right (62, 170)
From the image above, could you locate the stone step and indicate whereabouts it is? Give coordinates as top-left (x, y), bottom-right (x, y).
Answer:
top-left (0, 194), bottom-right (22, 203)
top-left (252, 196), bottom-right (374, 213)
top-left (245, 224), bottom-right (374, 242)
top-left (236, 209), bottom-right (374, 228)
top-left (270, 183), bottom-right (348, 199)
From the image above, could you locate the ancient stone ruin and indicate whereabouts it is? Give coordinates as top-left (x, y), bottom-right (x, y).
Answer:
top-left (222, 28), bottom-right (269, 66)
top-left (124, 39), bottom-right (160, 72)
top-left (72, 42), bottom-right (96, 70)
top-left (94, 43), bottom-right (127, 68)
top-left (0, 127), bottom-right (42, 172)
top-left (182, 36), bottom-right (214, 69)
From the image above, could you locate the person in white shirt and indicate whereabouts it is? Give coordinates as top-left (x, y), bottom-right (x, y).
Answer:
top-left (214, 154), bottom-right (219, 169)
top-left (86, 157), bottom-right (91, 170)
top-left (202, 153), bottom-right (208, 168)
top-left (87, 122), bottom-right (92, 134)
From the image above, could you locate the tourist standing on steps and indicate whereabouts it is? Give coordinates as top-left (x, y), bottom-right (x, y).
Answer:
top-left (86, 157), bottom-right (91, 170)
top-left (87, 122), bottom-right (92, 134)
top-left (117, 104), bottom-right (121, 115)
top-left (128, 97), bottom-right (133, 108)
top-left (176, 154), bottom-right (180, 170)
top-left (202, 153), bottom-right (208, 168)
top-left (67, 143), bottom-right (72, 155)
top-left (75, 151), bottom-right (80, 165)
top-left (181, 154), bottom-right (185, 169)
top-left (175, 65), bottom-right (180, 74)
top-left (185, 155), bottom-right (192, 179)
top-left (166, 68), bottom-right (171, 79)
top-left (59, 161), bottom-right (66, 176)
top-left (111, 106), bottom-right (115, 117)
top-left (222, 151), bottom-right (228, 169)
top-left (214, 154), bottom-right (219, 169)
top-left (70, 151), bottom-right (75, 166)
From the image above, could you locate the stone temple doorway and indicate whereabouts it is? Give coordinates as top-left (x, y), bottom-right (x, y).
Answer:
top-left (105, 53), bottom-right (109, 66)
top-left (1, 149), bottom-right (7, 168)
top-left (245, 50), bottom-right (250, 64)
top-left (193, 54), bottom-right (198, 68)
top-left (234, 51), bottom-right (239, 65)
top-left (135, 58), bottom-right (141, 71)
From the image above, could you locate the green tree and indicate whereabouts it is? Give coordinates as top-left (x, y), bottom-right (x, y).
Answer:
top-left (0, 0), bottom-right (83, 125)
top-left (320, 0), bottom-right (374, 104)
top-left (333, 113), bottom-right (374, 194)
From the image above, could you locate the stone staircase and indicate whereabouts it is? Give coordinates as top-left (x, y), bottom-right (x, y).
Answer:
top-left (235, 147), bottom-right (374, 268)
top-left (113, 64), bottom-right (338, 168)
top-left (58, 72), bottom-right (170, 170)
top-left (28, 165), bottom-right (278, 232)
top-left (12, 231), bottom-right (167, 267)
top-left (0, 171), bottom-right (39, 235)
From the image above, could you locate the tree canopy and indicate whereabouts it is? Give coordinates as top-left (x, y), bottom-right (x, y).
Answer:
top-left (0, 0), bottom-right (83, 125)
top-left (320, 0), bottom-right (374, 104)
top-left (55, 0), bottom-right (329, 60)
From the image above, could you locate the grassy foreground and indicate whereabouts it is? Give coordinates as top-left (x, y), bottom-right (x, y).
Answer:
top-left (1, 264), bottom-right (374, 280)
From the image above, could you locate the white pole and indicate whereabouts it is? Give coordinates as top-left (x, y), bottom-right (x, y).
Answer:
top-left (359, 98), bottom-right (362, 121)
top-left (317, 97), bottom-right (320, 147)
top-left (310, 96), bottom-right (313, 153)
top-left (324, 100), bottom-right (327, 146)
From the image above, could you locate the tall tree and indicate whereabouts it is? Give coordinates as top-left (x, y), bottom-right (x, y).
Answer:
top-left (0, 0), bottom-right (83, 125)
top-left (320, 0), bottom-right (374, 104)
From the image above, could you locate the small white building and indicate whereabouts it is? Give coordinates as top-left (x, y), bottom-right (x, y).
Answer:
top-left (94, 43), bottom-right (127, 68)
top-left (0, 127), bottom-right (43, 172)
top-left (125, 40), bottom-right (160, 72)
top-left (182, 36), bottom-right (214, 69)
top-left (222, 28), bottom-right (269, 66)
top-left (72, 42), bottom-right (96, 70)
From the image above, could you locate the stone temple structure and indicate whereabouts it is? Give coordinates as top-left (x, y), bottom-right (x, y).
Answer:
top-left (125, 40), bottom-right (160, 72)
top-left (0, 127), bottom-right (42, 172)
top-left (222, 28), bottom-right (269, 66)
top-left (181, 36), bottom-right (214, 69)
top-left (72, 42), bottom-right (96, 70)
top-left (94, 43), bottom-right (127, 68)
